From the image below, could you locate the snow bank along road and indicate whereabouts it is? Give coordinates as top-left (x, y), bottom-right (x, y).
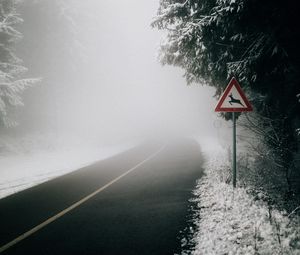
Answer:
top-left (0, 139), bottom-right (203, 255)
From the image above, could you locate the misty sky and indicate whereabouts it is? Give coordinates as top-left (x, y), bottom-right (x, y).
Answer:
top-left (77, 0), bottom-right (219, 139)
top-left (19, 0), bottom-right (224, 144)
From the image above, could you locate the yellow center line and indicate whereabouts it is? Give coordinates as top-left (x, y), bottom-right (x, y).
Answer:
top-left (0, 145), bottom-right (165, 254)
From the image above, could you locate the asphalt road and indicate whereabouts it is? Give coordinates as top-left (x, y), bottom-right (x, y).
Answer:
top-left (0, 139), bottom-right (204, 255)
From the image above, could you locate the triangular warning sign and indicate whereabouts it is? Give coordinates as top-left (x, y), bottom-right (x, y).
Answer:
top-left (215, 77), bottom-right (253, 112)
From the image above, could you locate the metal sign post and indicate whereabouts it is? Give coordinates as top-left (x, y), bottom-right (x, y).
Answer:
top-left (215, 77), bottom-right (253, 188)
top-left (232, 112), bottom-right (237, 188)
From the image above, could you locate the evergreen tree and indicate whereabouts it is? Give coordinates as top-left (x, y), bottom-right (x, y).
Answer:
top-left (0, 0), bottom-right (38, 127)
top-left (152, 0), bottom-right (300, 192)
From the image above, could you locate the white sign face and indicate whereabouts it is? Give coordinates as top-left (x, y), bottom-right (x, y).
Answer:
top-left (220, 85), bottom-right (247, 108)
top-left (215, 77), bottom-right (253, 112)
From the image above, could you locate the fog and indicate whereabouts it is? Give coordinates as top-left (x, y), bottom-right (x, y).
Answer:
top-left (17, 0), bottom-right (224, 146)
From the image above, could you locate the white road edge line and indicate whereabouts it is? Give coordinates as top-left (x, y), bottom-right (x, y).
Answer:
top-left (0, 145), bottom-right (166, 254)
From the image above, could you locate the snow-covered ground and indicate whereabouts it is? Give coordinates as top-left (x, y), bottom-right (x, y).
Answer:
top-left (186, 138), bottom-right (300, 255)
top-left (0, 134), bottom-right (138, 199)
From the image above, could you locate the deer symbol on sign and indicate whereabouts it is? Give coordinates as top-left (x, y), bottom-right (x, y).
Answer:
top-left (228, 93), bottom-right (244, 106)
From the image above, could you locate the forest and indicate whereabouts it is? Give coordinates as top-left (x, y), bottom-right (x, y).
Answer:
top-left (152, 0), bottom-right (300, 214)
top-left (1, 0), bottom-right (300, 217)
top-left (0, 0), bottom-right (300, 254)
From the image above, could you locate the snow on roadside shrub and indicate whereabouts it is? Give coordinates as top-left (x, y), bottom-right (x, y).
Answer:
top-left (188, 152), bottom-right (300, 255)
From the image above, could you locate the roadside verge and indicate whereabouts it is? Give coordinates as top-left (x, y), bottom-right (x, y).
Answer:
top-left (188, 150), bottom-right (300, 255)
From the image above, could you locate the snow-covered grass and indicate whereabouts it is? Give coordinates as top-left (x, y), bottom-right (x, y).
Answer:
top-left (187, 143), bottom-right (300, 255)
top-left (0, 133), bottom-right (138, 199)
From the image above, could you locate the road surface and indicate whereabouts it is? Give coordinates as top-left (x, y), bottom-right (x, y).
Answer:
top-left (0, 139), bottom-right (204, 255)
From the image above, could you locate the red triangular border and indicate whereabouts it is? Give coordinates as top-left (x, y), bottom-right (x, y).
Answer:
top-left (215, 77), bottom-right (253, 112)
